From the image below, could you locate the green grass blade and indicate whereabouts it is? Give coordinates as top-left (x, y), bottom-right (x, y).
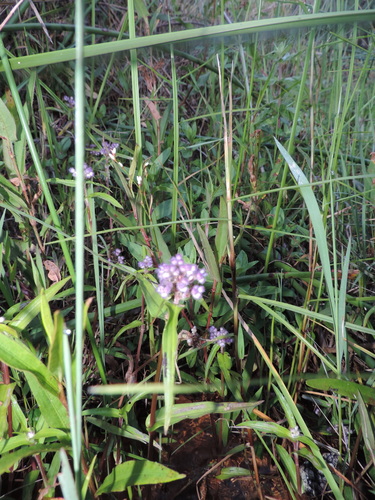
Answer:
top-left (274, 139), bottom-right (336, 321)
top-left (2, 11), bottom-right (374, 71)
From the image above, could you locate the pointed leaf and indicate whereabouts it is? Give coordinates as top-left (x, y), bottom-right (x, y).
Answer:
top-left (96, 460), bottom-right (185, 494)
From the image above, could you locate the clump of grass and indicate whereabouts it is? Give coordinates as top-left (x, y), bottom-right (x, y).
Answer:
top-left (0, 0), bottom-right (374, 499)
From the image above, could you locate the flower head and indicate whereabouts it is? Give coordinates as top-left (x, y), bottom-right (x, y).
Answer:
top-left (63, 95), bottom-right (75, 108)
top-left (69, 163), bottom-right (94, 180)
top-left (100, 141), bottom-right (119, 159)
top-left (155, 254), bottom-right (207, 304)
top-left (138, 255), bottom-right (153, 269)
top-left (208, 325), bottom-right (233, 349)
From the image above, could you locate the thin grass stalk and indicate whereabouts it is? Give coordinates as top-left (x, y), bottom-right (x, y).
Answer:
top-left (62, 333), bottom-right (79, 496)
top-left (170, 43), bottom-right (179, 251)
top-left (128, 0), bottom-right (142, 159)
top-left (217, 58), bottom-right (239, 368)
top-left (87, 188), bottom-right (106, 366)
top-left (0, 38), bottom-right (75, 278)
top-left (264, 0), bottom-right (321, 271)
top-left (73, 0), bottom-right (86, 492)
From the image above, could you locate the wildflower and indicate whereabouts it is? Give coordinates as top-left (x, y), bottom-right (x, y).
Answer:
top-left (69, 163), bottom-right (94, 180)
top-left (100, 141), bottom-right (119, 159)
top-left (155, 254), bottom-right (207, 303)
top-left (208, 325), bottom-right (233, 348)
top-left (138, 255), bottom-right (153, 269)
top-left (290, 426), bottom-right (300, 438)
top-left (109, 248), bottom-right (125, 265)
top-left (63, 95), bottom-right (75, 107)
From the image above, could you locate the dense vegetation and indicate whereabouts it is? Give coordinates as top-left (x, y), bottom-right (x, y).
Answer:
top-left (0, 0), bottom-right (374, 499)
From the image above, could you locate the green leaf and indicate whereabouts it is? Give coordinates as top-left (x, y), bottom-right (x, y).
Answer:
top-left (0, 331), bottom-right (69, 429)
top-left (215, 196), bottom-right (228, 264)
top-left (58, 449), bottom-right (80, 500)
top-left (306, 378), bottom-right (375, 405)
top-left (0, 330), bottom-right (58, 393)
top-left (40, 289), bottom-right (54, 345)
top-left (0, 383), bottom-right (15, 437)
top-left (48, 311), bottom-right (64, 380)
top-left (87, 191), bottom-right (123, 208)
top-left (274, 138), bottom-right (335, 317)
top-left (236, 420), bottom-right (294, 439)
top-left (10, 277), bottom-right (71, 331)
top-left (276, 444), bottom-right (298, 490)
top-left (3, 12), bottom-right (372, 72)
top-left (357, 391), bottom-right (375, 465)
top-left (0, 97), bottom-right (17, 142)
top-left (0, 442), bottom-right (69, 474)
top-left (134, 0), bottom-right (149, 18)
top-left (197, 224), bottom-right (221, 282)
top-left (151, 215), bottom-right (171, 261)
top-left (96, 460), bottom-right (185, 494)
top-left (272, 384), bottom-right (297, 429)
top-left (25, 373), bottom-right (69, 429)
top-left (216, 467), bottom-right (251, 480)
top-left (87, 417), bottom-right (159, 449)
top-left (138, 276), bottom-right (166, 319)
top-left (162, 303), bottom-right (180, 433)
top-left (146, 401), bottom-right (261, 432)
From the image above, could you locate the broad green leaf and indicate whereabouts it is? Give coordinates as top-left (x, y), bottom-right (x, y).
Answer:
top-left (0, 97), bottom-right (17, 142)
top-left (0, 443), bottom-right (69, 475)
top-left (276, 444), bottom-right (298, 490)
top-left (306, 378), bottom-right (375, 405)
top-left (275, 139), bottom-right (335, 316)
top-left (87, 191), bottom-right (123, 208)
top-left (146, 401), bottom-right (261, 432)
top-left (236, 420), bottom-right (293, 439)
top-left (48, 311), bottom-right (64, 380)
top-left (197, 224), bottom-right (221, 282)
top-left (10, 276), bottom-right (71, 331)
top-left (138, 276), bottom-right (166, 319)
top-left (25, 373), bottom-right (69, 429)
top-left (0, 331), bottom-right (59, 394)
top-left (0, 428), bottom-right (69, 454)
top-left (272, 385), bottom-right (297, 429)
top-left (40, 289), bottom-right (54, 345)
top-left (96, 460), bottom-right (185, 494)
top-left (86, 417), bottom-right (160, 449)
top-left (0, 383), bottom-right (15, 437)
top-left (162, 303), bottom-right (180, 433)
top-left (216, 467), bottom-right (251, 480)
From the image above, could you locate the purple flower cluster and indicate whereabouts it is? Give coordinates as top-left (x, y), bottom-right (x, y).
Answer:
top-left (112, 248), bottom-right (125, 264)
top-left (208, 326), bottom-right (233, 349)
top-left (138, 255), bottom-right (153, 269)
top-left (99, 141), bottom-right (119, 158)
top-left (69, 163), bottom-right (94, 180)
top-left (63, 95), bottom-right (75, 108)
top-left (154, 254), bottom-right (207, 303)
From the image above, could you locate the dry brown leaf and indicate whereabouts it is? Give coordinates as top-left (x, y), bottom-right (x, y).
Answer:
top-left (43, 260), bottom-right (61, 282)
top-left (145, 98), bottom-right (161, 121)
